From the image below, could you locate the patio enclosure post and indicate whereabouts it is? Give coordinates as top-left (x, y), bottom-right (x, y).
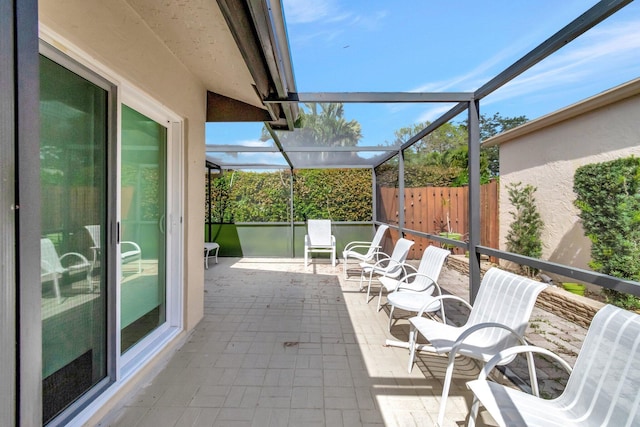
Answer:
top-left (468, 100), bottom-right (482, 302)
top-left (398, 150), bottom-right (405, 237)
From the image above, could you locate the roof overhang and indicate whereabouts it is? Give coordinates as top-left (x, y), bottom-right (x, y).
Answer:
top-left (213, 0), bottom-right (298, 131)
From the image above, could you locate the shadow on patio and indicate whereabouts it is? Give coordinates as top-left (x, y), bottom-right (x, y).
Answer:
top-left (102, 257), bottom-right (583, 427)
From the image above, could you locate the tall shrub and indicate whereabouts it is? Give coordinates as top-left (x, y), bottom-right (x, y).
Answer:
top-left (574, 156), bottom-right (640, 308)
top-left (505, 182), bottom-right (544, 277)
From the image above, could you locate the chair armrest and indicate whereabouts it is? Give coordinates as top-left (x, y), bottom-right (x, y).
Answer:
top-left (476, 345), bottom-right (573, 383)
top-left (121, 241), bottom-right (142, 253)
top-left (344, 240), bottom-right (373, 251)
top-left (417, 294), bottom-right (472, 317)
top-left (448, 322), bottom-right (529, 369)
top-left (344, 243), bottom-right (380, 255)
top-left (364, 252), bottom-right (391, 267)
top-left (59, 251), bottom-right (90, 266)
top-left (395, 272), bottom-right (440, 294)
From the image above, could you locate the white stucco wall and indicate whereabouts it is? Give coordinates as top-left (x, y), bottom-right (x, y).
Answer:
top-left (40, 0), bottom-right (206, 332)
top-left (494, 81), bottom-right (640, 282)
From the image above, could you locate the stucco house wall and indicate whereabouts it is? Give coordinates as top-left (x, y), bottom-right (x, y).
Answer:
top-left (486, 78), bottom-right (640, 283)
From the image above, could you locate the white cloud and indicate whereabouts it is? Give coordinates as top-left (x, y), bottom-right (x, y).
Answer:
top-left (482, 19), bottom-right (640, 106)
top-left (408, 17), bottom-right (640, 114)
top-left (283, 0), bottom-right (336, 24)
top-left (415, 104), bottom-right (459, 124)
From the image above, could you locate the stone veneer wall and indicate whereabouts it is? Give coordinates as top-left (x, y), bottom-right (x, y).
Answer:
top-left (446, 255), bottom-right (604, 328)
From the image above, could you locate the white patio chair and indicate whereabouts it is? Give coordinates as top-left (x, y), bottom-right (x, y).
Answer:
top-left (406, 267), bottom-right (548, 426)
top-left (304, 219), bottom-right (336, 266)
top-left (359, 237), bottom-right (414, 303)
top-left (467, 304), bottom-right (640, 427)
top-left (342, 224), bottom-right (389, 279)
top-left (41, 237), bottom-right (93, 303)
top-left (381, 245), bottom-right (450, 329)
top-left (85, 225), bottom-right (142, 273)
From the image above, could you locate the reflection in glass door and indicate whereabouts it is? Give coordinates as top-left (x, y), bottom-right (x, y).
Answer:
top-left (120, 105), bottom-right (167, 353)
top-left (39, 55), bottom-right (108, 424)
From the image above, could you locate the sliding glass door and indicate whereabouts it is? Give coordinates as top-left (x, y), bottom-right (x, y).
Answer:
top-left (40, 54), bottom-right (109, 424)
top-left (120, 105), bottom-right (167, 353)
top-left (38, 44), bottom-right (181, 425)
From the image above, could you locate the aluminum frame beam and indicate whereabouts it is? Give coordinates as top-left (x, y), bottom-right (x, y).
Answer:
top-left (265, 92), bottom-right (473, 104)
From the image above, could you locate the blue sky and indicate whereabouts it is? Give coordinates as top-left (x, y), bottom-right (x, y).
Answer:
top-left (207, 1), bottom-right (640, 154)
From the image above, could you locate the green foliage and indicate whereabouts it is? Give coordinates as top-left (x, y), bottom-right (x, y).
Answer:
top-left (294, 169), bottom-right (371, 221)
top-left (261, 103), bottom-right (361, 148)
top-left (505, 182), bottom-right (544, 277)
top-left (208, 169), bottom-right (372, 223)
top-left (464, 112), bottom-right (529, 177)
top-left (573, 156), bottom-right (640, 308)
top-left (388, 113), bottom-right (526, 187)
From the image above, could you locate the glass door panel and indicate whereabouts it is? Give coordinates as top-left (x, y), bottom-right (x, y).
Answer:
top-left (40, 55), bottom-right (108, 424)
top-left (120, 105), bottom-right (167, 353)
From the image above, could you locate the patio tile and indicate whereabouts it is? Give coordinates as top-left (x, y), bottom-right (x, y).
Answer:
top-left (103, 257), bottom-right (589, 427)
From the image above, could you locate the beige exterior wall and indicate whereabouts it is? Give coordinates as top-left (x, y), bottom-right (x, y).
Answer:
top-left (494, 81), bottom-right (640, 282)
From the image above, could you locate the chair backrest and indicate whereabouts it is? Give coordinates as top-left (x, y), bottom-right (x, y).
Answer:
top-left (364, 224), bottom-right (389, 257)
top-left (85, 225), bottom-right (100, 248)
top-left (557, 304), bottom-right (640, 426)
top-left (413, 245), bottom-right (450, 293)
top-left (384, 238), bottom-right (414, 275)
top-left (466, 268), bottom-right (547, 348)
top-left (307, 219), bottom-right (333, 246)
top-left (41, 238), bottom-right (63, 273)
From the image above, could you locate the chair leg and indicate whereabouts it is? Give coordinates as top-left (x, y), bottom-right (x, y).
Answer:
top-left (436, 352), bottom-right (458, 427)
top-left (526, 350), bottom-right (540, 397)
top-left (377, 287), bottom-right (384, 311)
top-left (388, 305), bottom-right (395, 331)
top-left (343, 256), bottom-right (348, 278)
top-left (407, 325), bottom-right (417, 373)
top-left (53, 275), bottom-right (62, 304)
top-left (365, 270), bottom-right (375, 302)
top-left (467, 396), bottom-right (481, 427)
top-left (86, 270), bottom-right (93, 293)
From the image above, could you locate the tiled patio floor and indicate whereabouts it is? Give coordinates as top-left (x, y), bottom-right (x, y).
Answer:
top-left (102, 257), bottom-right (587, 427)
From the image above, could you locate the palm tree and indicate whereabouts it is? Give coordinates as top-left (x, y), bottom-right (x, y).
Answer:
top-left (262, 103), bottom-right (362, 148)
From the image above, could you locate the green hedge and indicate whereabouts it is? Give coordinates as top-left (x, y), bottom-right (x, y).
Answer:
top-left (574, 156), bottom-right (640, 308)
top-left (208, 169), bottom-right (372, 223)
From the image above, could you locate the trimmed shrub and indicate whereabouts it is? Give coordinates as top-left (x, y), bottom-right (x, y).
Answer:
top-left (574, 156), bottom-right (640, 309)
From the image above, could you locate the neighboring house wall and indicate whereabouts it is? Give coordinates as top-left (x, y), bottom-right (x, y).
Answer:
top-left (489, 79), bottom-right (640, 282)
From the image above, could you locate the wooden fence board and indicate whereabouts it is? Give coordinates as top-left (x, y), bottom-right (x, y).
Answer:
top-left (377, 181), bottom-right (499, 259)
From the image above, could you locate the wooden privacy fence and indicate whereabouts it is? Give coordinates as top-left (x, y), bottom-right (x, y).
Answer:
top-left (377, 180), bottom-right (499, 259)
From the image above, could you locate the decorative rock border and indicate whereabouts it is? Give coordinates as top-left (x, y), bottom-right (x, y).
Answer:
top-left (446, 255), bottom-right (604, 328)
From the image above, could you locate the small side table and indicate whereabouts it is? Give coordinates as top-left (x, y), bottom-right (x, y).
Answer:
top-left (204, 242), bottom-right (220, 269)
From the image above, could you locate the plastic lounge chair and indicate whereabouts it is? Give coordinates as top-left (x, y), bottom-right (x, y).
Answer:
top-left (85, 225), bottom-right (142, 273)
top-left (406, 267), bottom-right (548, 426)
top-left (467, 304), bottom-right (640, 427)
top-left (381, 245), bottom-right (450, 329)
top-left (359, 237), bottom-right (414, 303)
top-left (304, 219), bottom-right (336, 266)
top-left (41, 237), bottom-right (93, 302)
top-left (204, 242), bottom-right (220, 269)
top-left (342, 224), bottom-right (389, 279)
